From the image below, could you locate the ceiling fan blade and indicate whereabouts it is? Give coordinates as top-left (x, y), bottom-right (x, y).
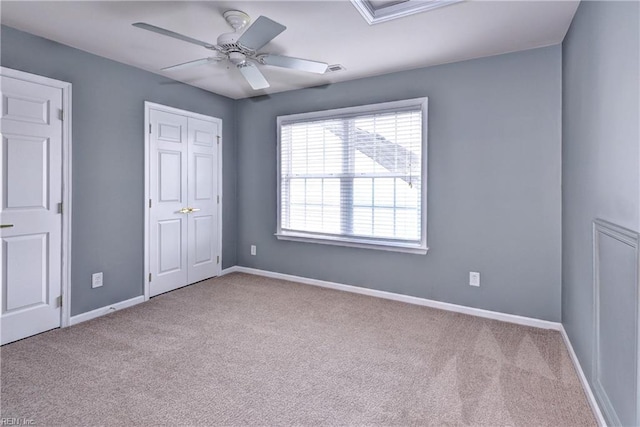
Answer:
top-left (261, 54), bottom-right (328, 74)
top-left (133, 22), bottom-right (216, 49)
top-left (238, 63), bottom-right (270, 90)
top-left (162, 57), bottom-right (221, 72)
top-left (237, 16), bottom-right (286, 51)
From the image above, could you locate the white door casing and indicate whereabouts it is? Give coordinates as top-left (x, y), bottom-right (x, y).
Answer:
top-left (0, 68), bottom-right (72, 345)
top-left (145, 103), bottom-right (222, 298)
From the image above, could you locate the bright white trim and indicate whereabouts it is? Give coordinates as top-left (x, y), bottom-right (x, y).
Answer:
top-left (143, 102), bottom-right (223, 301)
top-left (217, 121), bottom-right (223, 278)
top-left (144, 103), bottom-right (151, 301)
top-left (275, 233), bottom-right (428, 254)
top-left (220, 266), bottom-right (240, 276)
top-left (560, 326), bottom-right (608, 426)
top-left (227, 266), bottom-right (561, 330)
top-left (61, 80), bottom-right (72, 328)
top-left (0, 67), bottom-right (73, 328)
top-left (69, 296), bottom-right (145, 326)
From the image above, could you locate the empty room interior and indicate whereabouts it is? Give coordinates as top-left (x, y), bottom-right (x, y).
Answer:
top-left (0, 0), bottom-right (638, 425)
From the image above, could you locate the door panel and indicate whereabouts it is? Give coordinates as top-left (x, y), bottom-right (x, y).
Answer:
top-left (157, 219), bottom-right (183, 274)
top-left (193, 215), bottom-right (213, 265)
top-left (158, 123), bottom-right (183, 142)
top-left (4, 234), bottom-right (47, 311)
top-left (2, 92), bottom-right (50, 125)
top-left (158, 151), bottom-right (182, 202)
top-left (194, 154), bottom-right (213, 200)
top-left (5, 135), bottom-right (48, 209)
top-left (149, 109), bottom-right (188, 297)
top-left (1, 75), bottom-right (63, 345)
top-left (193, 129), bottom-right (214, 146)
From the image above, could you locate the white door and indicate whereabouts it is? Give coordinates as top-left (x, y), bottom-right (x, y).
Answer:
top-left (148, 108), bottom-right (219, 297)
top-left (187, 117), bottom-right (218, 283)
top-left (149, 109), bottom-right (188, 296)
top-left (0, 75), bottom-right (63, 345)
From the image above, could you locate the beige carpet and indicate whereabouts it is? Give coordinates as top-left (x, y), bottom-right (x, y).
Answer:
top-left (1, 273), bottom-right (595, 426)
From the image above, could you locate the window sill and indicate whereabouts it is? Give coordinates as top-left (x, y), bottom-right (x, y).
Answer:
top-left (275, 232), bottom-right (428, 255)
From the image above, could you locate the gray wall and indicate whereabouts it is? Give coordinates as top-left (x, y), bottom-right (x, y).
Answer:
top-left (1, 26), bottom-right (238, 316)
top-left (237, 45), bottom-right (563, 322)
top-left (562, 1), bottom-right (640, 425)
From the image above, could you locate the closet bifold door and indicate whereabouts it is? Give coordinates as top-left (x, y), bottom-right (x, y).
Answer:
top-left (149, 109), bottom-right (189, 297)
top-left (148, 107), bottom-right (220, 297)
top-left (186, 117), bottom-right (218, 284)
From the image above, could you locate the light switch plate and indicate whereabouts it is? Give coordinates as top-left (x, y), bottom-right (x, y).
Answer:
top-left (92, 272), bottom-right (103, 288)
top-left (469, 272), bottom-right (480, 287)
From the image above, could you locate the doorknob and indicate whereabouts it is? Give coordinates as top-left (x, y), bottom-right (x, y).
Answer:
top-left (178, 207), bottom-right (200, 214)
top-left (0, 224), bottom-right (14, 228)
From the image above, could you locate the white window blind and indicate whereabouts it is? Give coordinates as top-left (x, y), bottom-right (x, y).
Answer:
top-left (277, 98), bottom-right (427, 253)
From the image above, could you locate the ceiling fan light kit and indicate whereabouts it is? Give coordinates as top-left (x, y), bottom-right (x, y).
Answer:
top-left (133, 10), bottom-right (329, 91)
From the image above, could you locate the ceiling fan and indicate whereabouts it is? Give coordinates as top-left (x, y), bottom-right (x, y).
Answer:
top-left (133, 10), bottom-right (329, 90)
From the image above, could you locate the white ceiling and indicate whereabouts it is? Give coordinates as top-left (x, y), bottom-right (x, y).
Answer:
top-left (1, 1), bottom-right (579, 100)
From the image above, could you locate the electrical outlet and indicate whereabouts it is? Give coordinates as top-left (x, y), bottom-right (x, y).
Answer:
top-left (92, 272), bottom-right (103, 288)
top-left (250, 245), bottom-right (257, 256)
top-left (469, 272), bottom-right (480, 287)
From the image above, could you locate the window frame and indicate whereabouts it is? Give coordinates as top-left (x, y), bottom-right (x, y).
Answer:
top-left (276, 97), bottom-right (428, 254)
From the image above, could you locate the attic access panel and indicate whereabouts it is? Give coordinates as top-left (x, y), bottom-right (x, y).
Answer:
top-left (350, 0), bottom-right (463, 24)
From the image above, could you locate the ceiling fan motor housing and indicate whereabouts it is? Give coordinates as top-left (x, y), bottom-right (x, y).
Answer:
top-left (217, 32), bottom-right (239, 49)
top-left (217, 32), bottom-right (254, 58)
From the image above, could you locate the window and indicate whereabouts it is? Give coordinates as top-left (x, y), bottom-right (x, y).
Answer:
top-left (350, 0), bottom-right (463, 25)
top-left (277, 98), bottom-right (427, 254)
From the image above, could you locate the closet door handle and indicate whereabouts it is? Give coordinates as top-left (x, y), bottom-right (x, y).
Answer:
top-left (0, 224), bottom-right (14, 228)
top-left (178, 208), bottom-right (190, 214)
top-left (189, 207), bottom-right (201, 213)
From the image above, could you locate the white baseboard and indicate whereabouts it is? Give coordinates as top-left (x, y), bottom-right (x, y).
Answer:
top-left (220, 266), bottom-right (241, 276)
top-left (223, 266), bottom-right (562, 331)
top-left (69, 295), bottom-right (145, 326)
top-left (560, 326), bottom-right (607, 426)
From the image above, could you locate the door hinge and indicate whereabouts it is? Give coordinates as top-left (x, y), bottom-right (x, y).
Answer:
top-left (149, 273), bottom-right (152, 282)
top-left (149, 123), bottom-right (152, 134)
top-left (149, 199), bottom-right (152, 208)
top-left (59, 109), bottom-right (64, 121)
top-left (216, 135), bottom-right (220, 144)
top-left (56, 295), bottom-right (62, 307)
top-left (57, 202), bottom-right (63, 214)
top-left (216, 255), bottom-right (220, 264)
top-left (217, 195), bottom-right (220, 204)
